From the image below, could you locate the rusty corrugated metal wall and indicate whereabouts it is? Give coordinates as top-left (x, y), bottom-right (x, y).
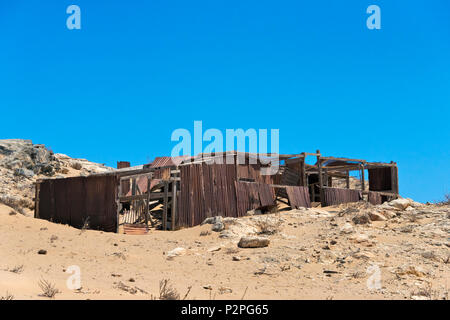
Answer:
top-left (176, 163), bottom-right (239, 227)
top-left (368, 167), bottom-right (392, 191)
top-left (235, 181), bottom-right (276, 216)
top-left (286, 186), bottom-right (311, 209)
top-left (36, 175), bottom-right (118, 232)
top-left (322, 187), bottom-right (361, 206)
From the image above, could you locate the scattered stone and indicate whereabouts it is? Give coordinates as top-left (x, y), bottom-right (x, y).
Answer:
top-left (212, 221), bottom-right (225, 232)
top-left (368, 211), bottom-right (387, 221)
top-left (340, 223), bottom-right (354, 234)
top-left (238, 236), bottom-right (270, 248)
top-left (201, 216), bottom-right (222, 225)
top-left (246, 209), bottom-right (262, 216)
top-left (208, 246), bottom-right (221, 252)
top-left (166, 247), bottom-right (186, 259)
top-left (352, 214), bottom-right (370, 225)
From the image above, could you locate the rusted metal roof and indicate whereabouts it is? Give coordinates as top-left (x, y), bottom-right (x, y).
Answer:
top-left (148, 156), bottom-right (192, 168)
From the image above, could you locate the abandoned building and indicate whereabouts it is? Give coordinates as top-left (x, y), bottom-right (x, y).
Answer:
top-left (34, 150), bottom-right (399, 234)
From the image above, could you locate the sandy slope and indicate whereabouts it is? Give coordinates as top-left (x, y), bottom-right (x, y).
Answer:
top-left (1, 201), bottom-right (448, 300)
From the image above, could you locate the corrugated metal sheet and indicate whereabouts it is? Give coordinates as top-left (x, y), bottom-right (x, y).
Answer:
top-left (286, 186), bottom-right (311, 208)
top-left (368, 167), bottom-right (392, 191)
top-left (235, 181), bottom-right (276, 216)
top-left (368, 191), bottom-right (383, 205)
top-left (322, 187), bottom-right (361, 206)
top-left (176, 162), bottom-right (239, 227)
top-left (150, 156), bottom-right (191, 169)
top-left (37, 175), bottom-right (118, 232)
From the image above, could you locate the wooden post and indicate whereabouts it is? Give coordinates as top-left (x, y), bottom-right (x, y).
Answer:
top-left (34, 182), bottom-right (40, 219)
top-left (172, 181), bottom-right (177, 231)
top-left (301, 157), bottom-right (307, 187)
top-left (317, 154), bottom-right (323, 206)
top-left (116, 179), bottom-right (122, 233)
top-left (346, 170), bottom-right (350, 189)
top-left (360, 164), bottom-right (365, 191)
top-left (145, 176), bottom-right (149, 229)
top-left (163, 181), bottom-right (168, 230)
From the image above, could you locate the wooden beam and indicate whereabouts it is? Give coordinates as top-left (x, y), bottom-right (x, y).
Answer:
top-left (172, 181), bottom-right (177, 231)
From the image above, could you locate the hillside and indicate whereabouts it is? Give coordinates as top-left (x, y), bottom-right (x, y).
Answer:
top-left (0, 139), bottom-right (113, 216)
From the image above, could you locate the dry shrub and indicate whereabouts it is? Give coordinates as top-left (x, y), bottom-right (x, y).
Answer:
top-left (254, 217), bottom-right (282, 235)
top-left (159, 279), bottom-right (180, 300)
top-left (0, 292), bottom-right (14, 300)
top-left (438, 193), bottom-right (450, 205)
top-left (9, 265), bottom-right (24, 274)
top-left (38, 278), bottom-right (60, 298)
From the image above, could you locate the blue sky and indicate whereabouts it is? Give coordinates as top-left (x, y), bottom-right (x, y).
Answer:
top-left (0, 1), bottom-right (449, 202)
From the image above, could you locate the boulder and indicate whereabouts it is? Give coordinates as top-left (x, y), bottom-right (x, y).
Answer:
top-left (368, 211), bottom-right (387, 221)
top-left (238, 236), bottom-right (270, 248)
top-left (212, 221), bottom-right (225, 232)
top-left (389, 199), bottom-right (411, 210)
top-left (352, 214), bottom-right (370, 225)
top-left (14, 168), bottom-right (35, 178)
top-left (201, 216), bottom-right (222, 225)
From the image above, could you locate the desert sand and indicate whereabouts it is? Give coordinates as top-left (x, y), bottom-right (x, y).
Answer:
top-left (1, 200), bottom-right (448, 300)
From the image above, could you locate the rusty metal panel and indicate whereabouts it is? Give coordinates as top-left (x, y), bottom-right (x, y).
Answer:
top-left (117, 161), bottom-right (130, 169)
top-left (368, 167), bottom-right (392, 191)
top-left (37, 175), bottom-right (118, 232)
top-left (322, 187), bottom-right (361, 206)
top-left (286, 186), bottom-right (311, 208)
top-left (176, 163), bottom-right (239, 227)
top-left (368, 191), bottom-right (383, 205)
top-left (150, 156), bottom-right (191, 169)
top-left (235, 181), bottom-right (276, 216)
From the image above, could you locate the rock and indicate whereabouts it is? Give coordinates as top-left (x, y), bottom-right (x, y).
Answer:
top-left (70, 160), bottom-right (83, 170)
top-left (352, 214), bottom-right (370, 225)
top-left (14, 168), bottom-right (35, 178)
top-left (396, 265), bottom-right (426, 277)
top-left (207, 246), bottom-right (221, 252)
top-left (246, 209), bottom-right (262, 216)
top-left (212, 221), bottom-right (225, 232)
top-left (218, 230), bottom-right (234, 239)
top-left (352, 233), bottom-right (369, 243)
top-left (340, 223), bottom-right (354, 234)
top-left (232, 256), bottom-right (241, 261)
top-left (238, 236), bottom-right (270, 248)
top-left (353, 251), bottom-right (375, 260)
top-left (38, 249), bottom-right (47, 255)
top-left (368, 211), bottom-right (387, 221)
top-left (166, 247), bottom-right (186, 259)
top-left (421, 251), bottom-right (437, 260)
top-left (389, 199), bottom-right (411, 210)
top-left (201, 216), bottom-right (222, 225)
top-left (379, 210), bottom-right (397, 219)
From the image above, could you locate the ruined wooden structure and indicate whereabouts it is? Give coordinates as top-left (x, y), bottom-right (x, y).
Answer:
top-left (34, 150), bottom-right (399, 233)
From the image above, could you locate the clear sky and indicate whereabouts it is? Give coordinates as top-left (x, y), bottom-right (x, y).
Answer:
top-left (1, 1), bottom-right (449, 202)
